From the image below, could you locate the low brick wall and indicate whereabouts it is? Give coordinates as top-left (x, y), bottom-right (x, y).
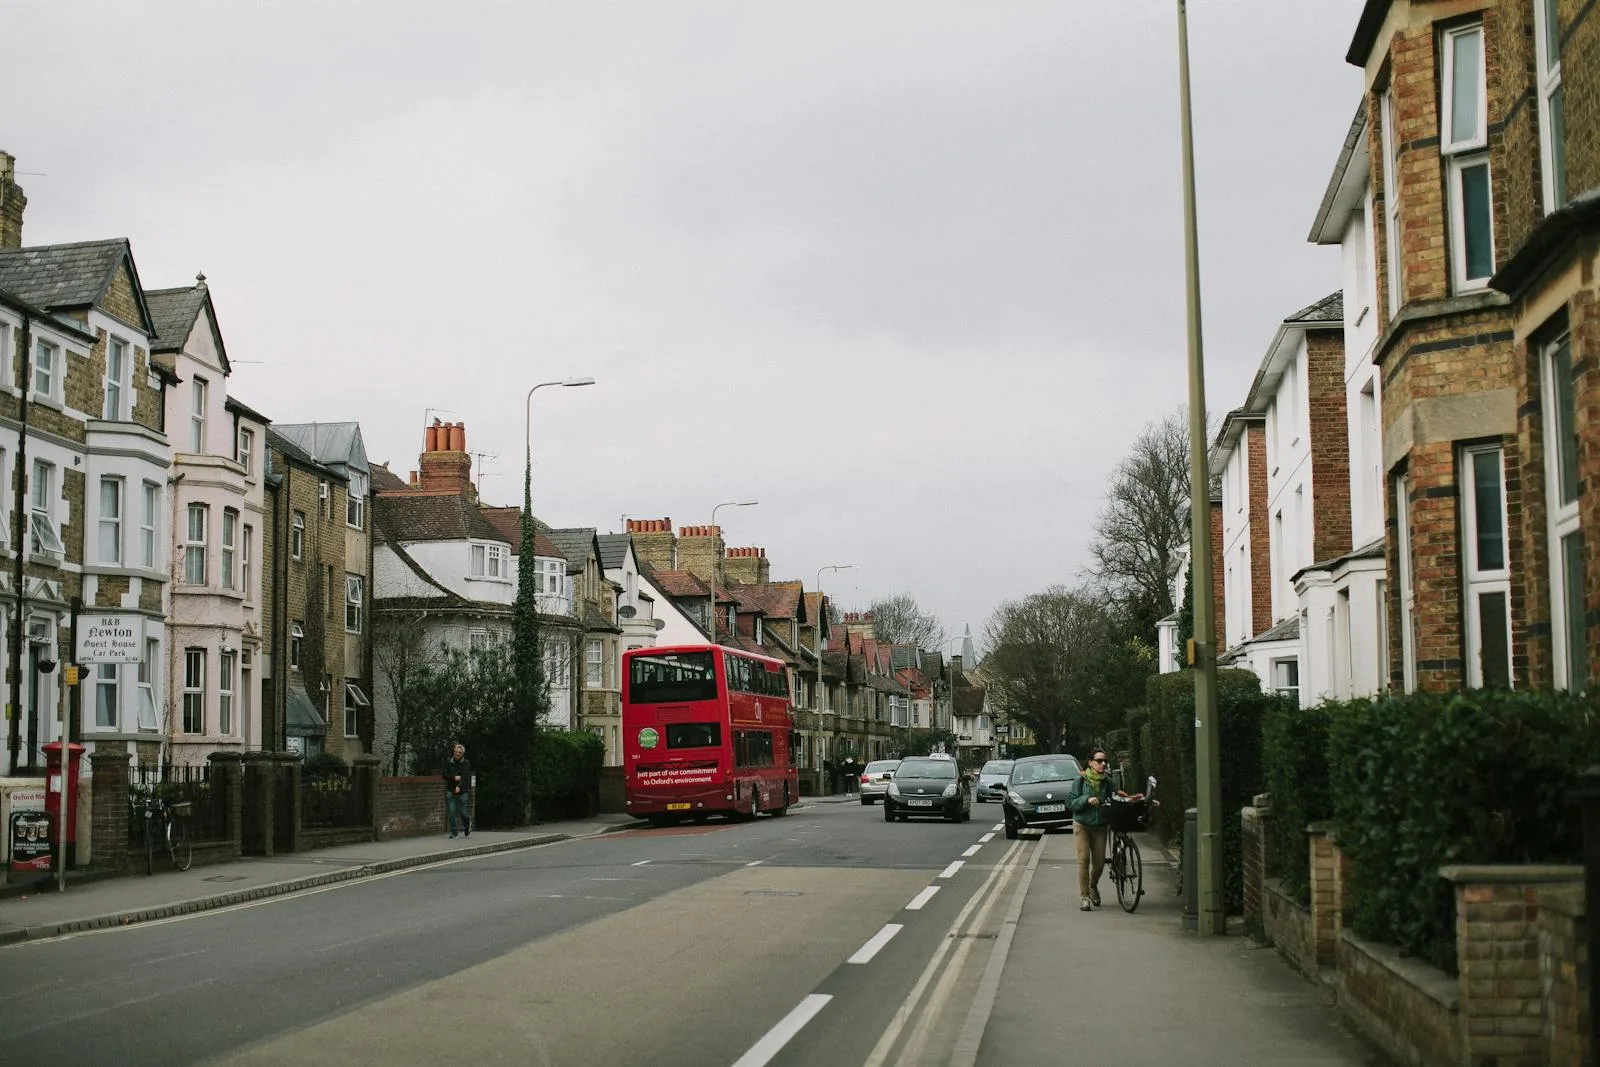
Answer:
top-left (1261, 879), bottom-right (1318, 979)
top-left (377, 776), bottom-right (445, 840)
top-left (599, 767), bottom-right (625, 814)
top-left (1241, 802), bottom-right (1267, 933)
top-left (303, 826), bottom-right (374, 850)
top-left (1538, 884), bottom-right (1590, 1066)
top-left (1337, 931), bottom-right (1463, 1066)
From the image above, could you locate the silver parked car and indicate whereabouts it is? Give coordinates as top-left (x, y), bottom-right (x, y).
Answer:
top-left (976, 759), bottom-right (1014, 803)
top-left (858, 759), bottom-right (901, 805)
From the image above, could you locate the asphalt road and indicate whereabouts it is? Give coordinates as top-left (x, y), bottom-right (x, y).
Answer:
top-left (0, 800), bottom-right (1023, 1067)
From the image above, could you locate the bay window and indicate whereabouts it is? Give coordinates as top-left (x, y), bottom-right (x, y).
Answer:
top-left (1534, 0), bottom-right (1567, 212)
top-left (1461, 444), bottom-right (1512, 688)
top-left (1544, 328), bottom-right (1586, 690)
top-left (184, 503), bottom-right (208, 585)
top-left (1441, 24), bottom-right (1493, 290)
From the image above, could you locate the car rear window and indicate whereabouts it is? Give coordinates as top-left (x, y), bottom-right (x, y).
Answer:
top-left (897, 759), bottom-right (957, 780)
top-left (981, 760), bottom-right (1013, 774)
top-left (864, 761), bottom-right (899, 774)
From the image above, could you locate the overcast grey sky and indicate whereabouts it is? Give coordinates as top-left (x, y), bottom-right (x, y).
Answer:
top-left (5, 1), bottom-right (1366, 643)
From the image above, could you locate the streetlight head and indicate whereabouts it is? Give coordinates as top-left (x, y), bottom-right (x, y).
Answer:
top-left (563, 377), bottom-right (596, 387)
top-left (735, 499), bottom-right (758, 507)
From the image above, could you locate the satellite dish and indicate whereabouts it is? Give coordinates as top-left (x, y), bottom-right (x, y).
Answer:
top-left (652, 619), bottom-right (666, 631)
top-left (618, 605), bottom-right (637, 619)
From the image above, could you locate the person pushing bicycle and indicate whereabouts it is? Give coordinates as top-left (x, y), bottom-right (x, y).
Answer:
top-left (1068, 750), bottom-right (1149, 911)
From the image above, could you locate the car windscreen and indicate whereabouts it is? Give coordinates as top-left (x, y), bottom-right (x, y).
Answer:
top-left (864, 761), bottom-right (899, 774)
top-left (629, 652), bottom-right (717, 704)
top-left (980, 760), bottom-right (1013, 775)
top-left (896, 760), bottom-right (957, 780)
top-left (1010, 760), bottom-right (1079, 785)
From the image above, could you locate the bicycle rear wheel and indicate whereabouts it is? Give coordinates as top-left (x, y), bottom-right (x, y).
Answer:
top-left (1117, 835), bottom-right (1143, 913)
top-left (144, 815), bottom-right (155, 877)
top-left (170, 820), bottom-right (193, 872)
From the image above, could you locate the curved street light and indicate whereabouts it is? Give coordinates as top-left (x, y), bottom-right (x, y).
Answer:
top-left (708, 500), bottom-right (758, 644)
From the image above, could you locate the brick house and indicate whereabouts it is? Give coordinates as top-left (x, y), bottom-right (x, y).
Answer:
top-left (149, 277), bottom-right (272, 764)
top-left (0, 160), bottom-right (173, 773)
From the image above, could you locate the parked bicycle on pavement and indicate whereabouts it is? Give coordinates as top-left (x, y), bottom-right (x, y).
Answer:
top-left (134, 791), bottom-right (193, 875)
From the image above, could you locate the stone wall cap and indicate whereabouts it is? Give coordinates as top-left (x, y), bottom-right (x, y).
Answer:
top-left (1339, 929), bottom-right (1461, 1010)
top-left (1306, 820), bottom-right (1337, 838)
top-left (207, 751), bottom-right (245, 763)
top-left (1252, 792), bottom-right (1271, 808)
top-left (88, 749), bottom-right (132, 763)
top-left (1438, 864), bottom-right (1584, 884)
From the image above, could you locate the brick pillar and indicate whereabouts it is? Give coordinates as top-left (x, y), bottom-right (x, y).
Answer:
top-left (1242, 794), bottom-right (1270, 935)
top-left (207, 751), bottom-right (244, 860)
top-left (241, 750), bottom-right (275, 856)
top-left (353, 754), bottom-right (380, 832)
top-left (89, 745), bottom-right (131, 872)
top-left (275, 753), bottom-right (303, 853)
top-left (1307, 822), bottom-right (1344, 968)
top-left (1443, 865), bottom-right (1583, 1065)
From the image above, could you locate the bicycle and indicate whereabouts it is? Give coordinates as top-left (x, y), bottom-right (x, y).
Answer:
top-left (135, 793), bottom-right (194, 875)
top-left (1107, 776), bottom-right (1156, 913)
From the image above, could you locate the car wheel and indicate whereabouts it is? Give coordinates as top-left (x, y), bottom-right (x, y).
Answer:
top-left (860, 796), bottom-right (872, 806)
top-left (884, 804), bottom-right (895, 823)
top-left (1004, 814), bottom-right (1019, 840)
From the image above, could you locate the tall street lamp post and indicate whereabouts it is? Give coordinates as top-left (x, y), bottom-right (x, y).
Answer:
top-left (523, 377), bottom-right (597, 512)
top-left (707, 500), bottom-right (757, 645)
top-left (1177, 0), bottom-right (1224, 937)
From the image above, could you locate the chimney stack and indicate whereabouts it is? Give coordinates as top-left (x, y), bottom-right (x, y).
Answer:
top-left (676, 524), bottom-right (726, 584)
top-left (626, 517), bottom-right (677, 572)
top-left (418, 419), bottom-right (474, 500)
top-left (722, 546), bottom-right (770, 585)
top-left (0, 152), bottom-right (26, 250)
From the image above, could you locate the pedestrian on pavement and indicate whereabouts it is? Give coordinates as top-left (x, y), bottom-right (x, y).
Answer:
top-left (843, 757), bottom-right (859, 794)
top-left (1067, 748), bottom-right (1114, 911)
top-left (443, 742), bottom-right (472, 839)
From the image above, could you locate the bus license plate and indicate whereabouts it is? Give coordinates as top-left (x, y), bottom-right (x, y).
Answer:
top-left (666, 803), bottom-right (691, 811)
top-left (909, 799), bottom-right (935, 807)
top-left (1036, 803), bottom-right (1066, 814)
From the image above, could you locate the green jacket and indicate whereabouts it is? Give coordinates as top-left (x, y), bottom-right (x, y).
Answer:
top-left (1067, 773), bottom-right (1112, 828)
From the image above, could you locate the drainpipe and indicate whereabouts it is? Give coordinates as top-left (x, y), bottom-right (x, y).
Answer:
top-left (6, 312), bottom-right (30, 774)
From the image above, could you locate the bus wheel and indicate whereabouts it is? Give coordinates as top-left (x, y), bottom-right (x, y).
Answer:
top-left (749, 792), bottom-right (760, 820)
top-left (771, 805), bottom-right (789, 817)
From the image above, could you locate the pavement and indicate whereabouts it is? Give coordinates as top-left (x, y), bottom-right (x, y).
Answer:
top-left (0, 794), bottom-right (1382, 1064)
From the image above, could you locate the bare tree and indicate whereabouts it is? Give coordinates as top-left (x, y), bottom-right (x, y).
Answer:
top-left (371, 612), bottom-right (440, 775)
top-left (867, 593), bottom-right (946, 649)
top-left (981, 585), bottom-right (1152, 755)
top-left (1089, 408), bottom-right (1193, 633)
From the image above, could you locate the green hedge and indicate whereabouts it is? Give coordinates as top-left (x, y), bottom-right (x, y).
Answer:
top-left (1260, 700), bottom-right (1334, 905)
top-left (1142, 668), bottom-right (1284, 912)
top-left (1327, 689), bottom-right (1600, 975)
top-left (531, 729), bottom-right (605, 821)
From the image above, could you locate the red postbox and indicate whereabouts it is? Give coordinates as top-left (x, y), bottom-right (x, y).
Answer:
top-left (43, 741), bottom-right (85, 847)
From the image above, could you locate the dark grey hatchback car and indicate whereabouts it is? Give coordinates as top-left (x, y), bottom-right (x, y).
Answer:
top-left (882, 755), bottom-right (972, 823)
top-left (1001, 754), bottom-right (1082, 839)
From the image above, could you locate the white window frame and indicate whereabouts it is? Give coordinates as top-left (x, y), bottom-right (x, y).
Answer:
top-left (190, 376), bottom-right (207, 452)
top-left (98, 476), bottom-right (122, 565)
top-left (220, 509), bottom-right (237, 590)
top-left (182, 648), bottom-right (205, 734)
top-left (137, 637), bottom-right (159, 730)
top-left (237, 427), bottom-right (254, 477)
top-left (346, 471), bottom-right (367, 530)
top-left (140, 481), bottom-right (158, 569)
top-left (468, 630), bottom-right (492, 653)
top-left (1396, 475), bottom-right (1416, 693)
top-left (291, 511), bottom-right (304, 560)
top-left (1534, 0), bottom-right (1567, 212)
top-left (242, 524), bottom-right (254, 602)
top-left (29, 459), bottom-right (62, 559)
top-left (218, 650), bottom-right (235, 736)
top-left (94, 662), bottom-right (118, 729)
top-left (1440, 23), bottom-right (1494, 291)
top-left (0, 447), bottom-right (9, 547)
top-left (344, 685), bottom-right (362, 739)
top-left (585, 639), bottom-right (603, 688)
top-left (0, 317), bottom-right (11, 390)
top-left (104, 336), bottom-right (129, 420)
top-left (1381, 87), bottom-right (1404, 319)
top-left (290, 621), bottom-right (304, 670)
top-left (1543, 328), bottom-right (1586, 690)
top-left (184, 503), bottom-right (208, 585)
top-left (1460, 443), bottom-right (1513, 689)
top-left (32, 338), bottom-right (58, 400)
top-left (345, 573), bottom-right (363, 634)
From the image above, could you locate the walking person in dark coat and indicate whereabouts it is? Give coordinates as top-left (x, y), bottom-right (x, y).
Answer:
top-left (443, 743), bottom-right (472, 838)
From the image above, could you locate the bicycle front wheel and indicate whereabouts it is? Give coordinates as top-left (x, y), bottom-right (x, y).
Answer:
top-left (1117, 835), bottom-right (1143, 913)
top-left (170, 821), bottom-right (193, 872)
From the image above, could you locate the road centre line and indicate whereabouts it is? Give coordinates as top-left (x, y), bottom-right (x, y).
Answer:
top-left (939, 860), bottom-right (964, 879)
top-left (631, 860), bottom-right (651, 866)
top-left (745, 860), bottom-right (765, 866)
top-left (978, 832), bottom-right (995, 843)
top-left (991, 823), bottom-right (1004, 832)
top-left (848, 924), bottom-right (904, 964)
top-left (905, 886), bottom-right (940, 911)
top-left (730, 994), bottom-right (833, 1067)
top-left (961, 845), bottom-right (982, 858)
top-left (862, 841), bottom-right (1026, 1067)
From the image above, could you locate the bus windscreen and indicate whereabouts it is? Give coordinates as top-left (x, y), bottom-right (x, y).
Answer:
top-left (629, 652), bottom-right (717, 704)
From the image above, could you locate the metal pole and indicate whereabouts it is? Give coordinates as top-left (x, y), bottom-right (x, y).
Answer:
top-left (709, 501), bottom-right (757, 646)
top-left (1177, 0), bottom-right (1225, 937)
top-left (8, 316), bottom-right (32, 774)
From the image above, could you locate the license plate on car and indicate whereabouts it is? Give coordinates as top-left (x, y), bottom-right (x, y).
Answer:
top-left (1036, 803), bottom-right (1066, 814)
top-left (909, 799), bottom-right (935, 807)
top-left (666, 803), bottom-right (691, 811)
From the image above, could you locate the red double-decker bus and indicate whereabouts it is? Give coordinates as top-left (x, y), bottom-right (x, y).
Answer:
top-left (623, 644), bottom-right (798, 826)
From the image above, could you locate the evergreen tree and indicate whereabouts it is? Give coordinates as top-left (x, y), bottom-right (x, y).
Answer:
top-left (510, 462), bottom-right (551, 816)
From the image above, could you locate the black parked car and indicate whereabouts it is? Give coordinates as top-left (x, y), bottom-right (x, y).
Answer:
top-left (1001, 754), bottom-right (1082, 840)
top-left (883, 754), bottom-right (972, 823)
